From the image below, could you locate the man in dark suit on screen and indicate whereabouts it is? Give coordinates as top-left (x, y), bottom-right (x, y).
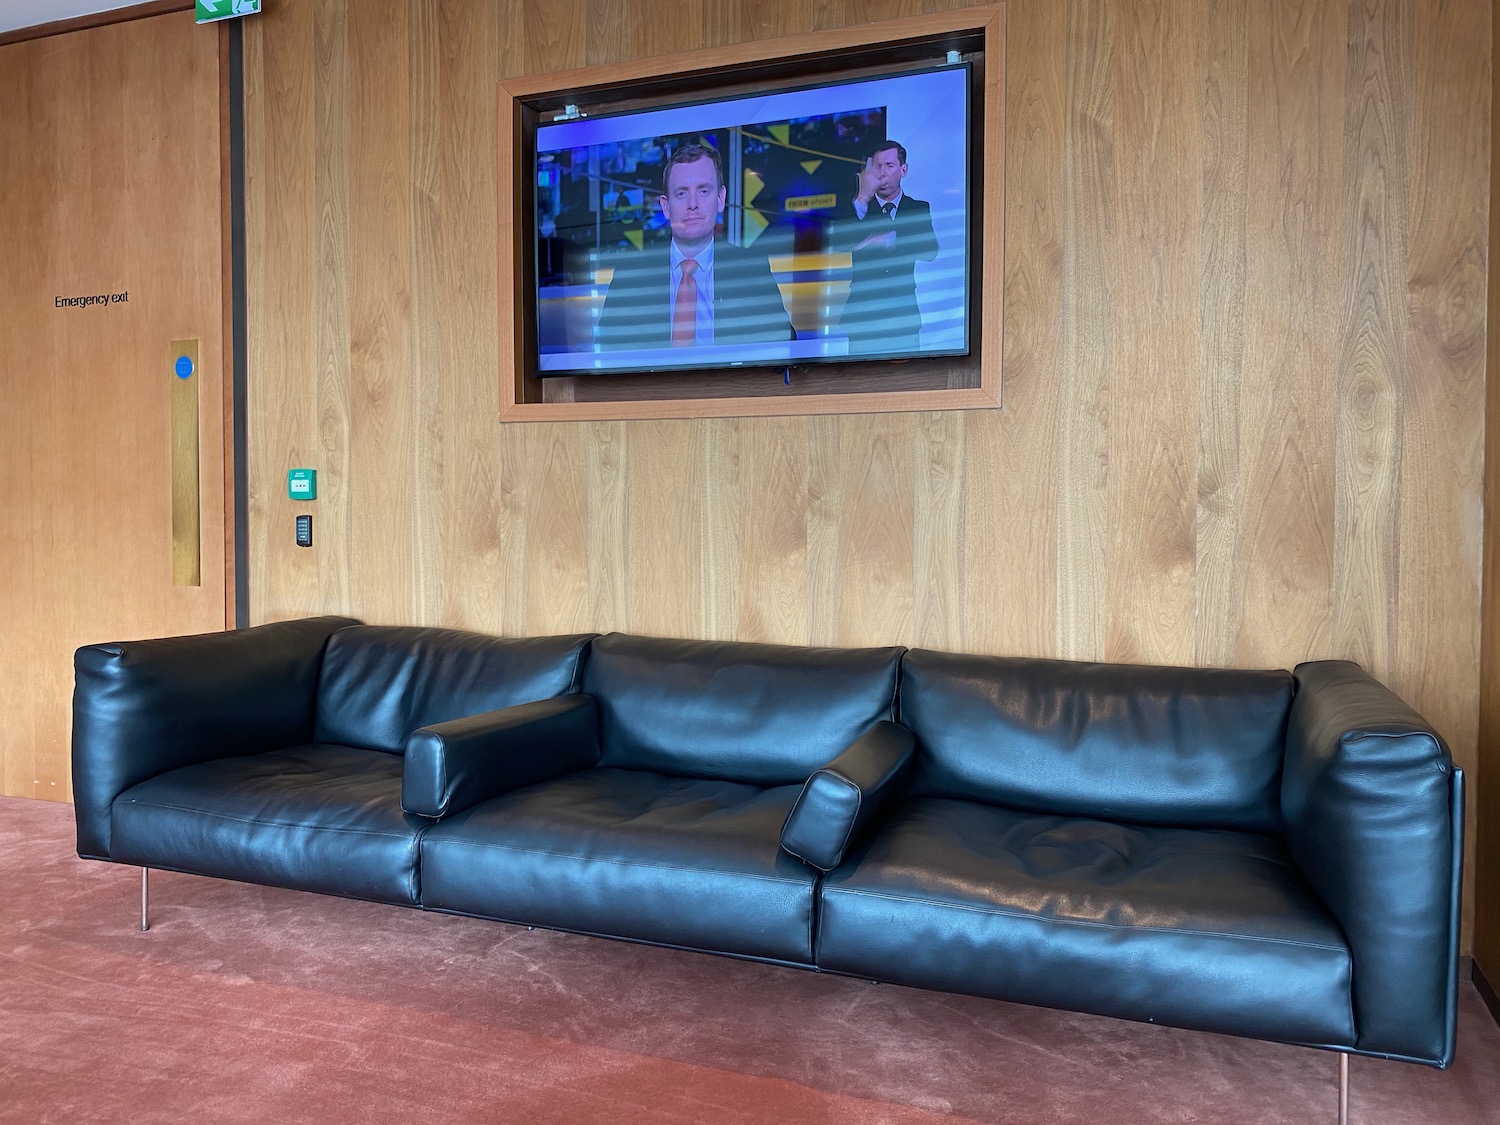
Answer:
top-left (833, 140), bottom-right (940, 355)
top-left (595, 143), bottom-right (792, 351)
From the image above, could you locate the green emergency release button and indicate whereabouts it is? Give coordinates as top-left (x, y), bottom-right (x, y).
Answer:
top-left (288, 469), bottom-right (317, 500)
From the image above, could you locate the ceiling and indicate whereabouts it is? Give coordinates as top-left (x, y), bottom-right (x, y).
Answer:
top-left (0, 2), bottom-right (157, 35)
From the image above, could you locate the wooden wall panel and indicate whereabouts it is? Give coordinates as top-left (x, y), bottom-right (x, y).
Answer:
top-left (1103, 0), bottom-right (1201, 667)
top-left (914, 411), bottom-right (965, 648)
top-left (966, 0), bottom-right (1063, 661)
top-left (1056, 0), bottom-right (1115, 663)
top-left (585, 421), bottom-right (630, 631)
top-left (1333, 0), bottom-right (1408, 679)
top-left (822, 414), bottom-right (918, 647)
top-left (1194, 0), bottom-right (1248, 670)
top-left (242, 0), bottom-right (1491, 945)
top-left (699, 418), bottom-right (741, 639)
top-left (626, 421), bottom-right (705, 638)
top-left (622, 0), bottom-right (703, 61)
top-left (311, 0), bottom-right (354, 617)
top-left (1232, 0), bottom-right (1344, 671)
top-left (501, 424), bottom-right (592, 635)
top-left (433, 0), bottom-right (505, 630)
top-left (349, 0), bottom-right (418, 627)
top-left (411, 0), bottom-right (448, 626)
top-left (0, 12), bottom-right (227, 800)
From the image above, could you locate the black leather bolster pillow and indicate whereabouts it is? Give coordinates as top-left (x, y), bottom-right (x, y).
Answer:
top-left (780, 720), bottom-right (916, 871)
top-left (402, 694), bottom-right (601, 819)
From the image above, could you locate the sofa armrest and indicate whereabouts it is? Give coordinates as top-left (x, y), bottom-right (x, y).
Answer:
top-left (780, 720), bottom-right (915, 871)
top-left (71, 615), bottom-right (360, 861)
top-left (1283, 660), bottom-right (1463, 1066)
top-left (402, 694), bottom-right (601, 819)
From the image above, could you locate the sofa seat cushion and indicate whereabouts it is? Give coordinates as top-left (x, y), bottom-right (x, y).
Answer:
top-left (110, 745), bottom-right (429, 906)
top-left (421, 768), bottom-right (819, 964)
top-left (816, 798), bottom-right (1355, 1046)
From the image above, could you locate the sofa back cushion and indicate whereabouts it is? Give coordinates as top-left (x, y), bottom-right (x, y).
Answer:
top-left (585, 634), bottom-right (903, 786)
top-left (901, 650), bottom-right (1294, 832)
top-left (315, 626), bottom-right (594, 753)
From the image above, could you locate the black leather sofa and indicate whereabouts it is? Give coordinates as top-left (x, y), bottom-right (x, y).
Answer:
top-left (71, 616), bottom-right (1465, 1098)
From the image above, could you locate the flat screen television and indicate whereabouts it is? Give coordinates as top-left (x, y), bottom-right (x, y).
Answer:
top-left (530, 61), bottom-right (973, 378)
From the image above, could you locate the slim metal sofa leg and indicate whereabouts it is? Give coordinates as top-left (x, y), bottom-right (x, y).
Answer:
top-left (140, 867), bottom-right (149, 932)
top-left (1337, 1052), bottom-right (1349, 1125)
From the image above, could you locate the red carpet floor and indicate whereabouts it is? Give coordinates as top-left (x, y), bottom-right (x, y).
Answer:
top-left (1, 794), bottom-right (1497, 1124)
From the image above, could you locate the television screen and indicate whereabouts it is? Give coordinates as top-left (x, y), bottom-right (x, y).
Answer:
top-left (531, 62), bottom-right (971, 377)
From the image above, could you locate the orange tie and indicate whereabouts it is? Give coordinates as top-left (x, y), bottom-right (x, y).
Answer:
top-left (672, 258), bottom-right (698, 346)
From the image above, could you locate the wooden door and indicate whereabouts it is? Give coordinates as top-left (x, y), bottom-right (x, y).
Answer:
top-left (0, 10), bottom-right (229, 802)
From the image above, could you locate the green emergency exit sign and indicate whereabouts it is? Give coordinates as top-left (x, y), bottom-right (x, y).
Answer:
top-left (196, 0), bottom-right (261, 24)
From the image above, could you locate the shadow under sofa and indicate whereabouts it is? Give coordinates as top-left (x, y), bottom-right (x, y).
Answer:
top-left (70, 616), bottom-right (1464, 1120)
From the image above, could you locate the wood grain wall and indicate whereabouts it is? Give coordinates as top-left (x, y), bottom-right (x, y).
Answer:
top-left (0, 10), bottom-right (228, 802)
top-left (242, 1), bottom-right (1490, 940)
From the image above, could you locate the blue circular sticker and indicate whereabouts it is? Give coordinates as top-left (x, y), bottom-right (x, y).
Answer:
top-left (175, 355), bottom-right (194, 379)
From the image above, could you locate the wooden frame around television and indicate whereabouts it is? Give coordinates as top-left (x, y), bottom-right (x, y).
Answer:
top-left (498, 6), bottom-right (1005, 422)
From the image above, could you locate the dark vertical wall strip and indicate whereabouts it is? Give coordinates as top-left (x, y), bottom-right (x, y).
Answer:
top-left (230, 20), bottom-right (250, 630)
